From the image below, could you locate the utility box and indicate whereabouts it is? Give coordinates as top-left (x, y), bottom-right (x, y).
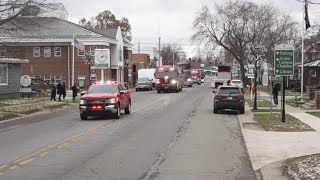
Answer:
top-left (315, 91), bottom-right (320, 109)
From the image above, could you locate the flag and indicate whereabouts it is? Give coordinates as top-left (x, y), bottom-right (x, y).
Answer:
top-left (74, 38), bottom-right (85, 51)
top-left (305, 0), bottom-right (311, 30)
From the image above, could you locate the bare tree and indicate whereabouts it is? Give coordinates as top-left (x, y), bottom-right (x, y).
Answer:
top-left (0, 0), bottom-right (52, 26)
top-left (160, 44), bottom-right (184, 65)
top-left (192, 0), bottom-right (297, 83)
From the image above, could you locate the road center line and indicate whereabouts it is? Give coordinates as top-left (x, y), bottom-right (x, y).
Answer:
top-left (4, 97), bottom-right (165, 173)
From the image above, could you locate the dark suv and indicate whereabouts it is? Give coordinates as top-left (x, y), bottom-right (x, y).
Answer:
top-left (213, 86), bottom-right (245, 114)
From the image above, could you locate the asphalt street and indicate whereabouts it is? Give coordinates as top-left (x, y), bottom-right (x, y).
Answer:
top-left (0, 80), bottom-right (255, 180)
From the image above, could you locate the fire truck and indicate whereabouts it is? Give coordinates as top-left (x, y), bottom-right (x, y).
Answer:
top-left (155, 66), bottom-right (183, 93)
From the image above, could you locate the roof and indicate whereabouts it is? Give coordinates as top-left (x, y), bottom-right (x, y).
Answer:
top-left (0, 58), bottom-right (29, 64)
top-left (0, 17), bottom-right (103, 39)
top-left (298, 60), bottom-right (320, 67)
top-left (93, 28), bottom-right (118, 39)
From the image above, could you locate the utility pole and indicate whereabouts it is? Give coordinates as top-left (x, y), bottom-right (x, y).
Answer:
top-left (138, 41), bottom-right (140, 54)
top-left (158, 37), bottom-right (161, 67)
top-left (172, 43), bottom-right (175, 68)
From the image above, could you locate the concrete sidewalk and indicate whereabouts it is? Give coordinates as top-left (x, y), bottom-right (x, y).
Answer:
top-left (238, 103), bottom-right (320, 179)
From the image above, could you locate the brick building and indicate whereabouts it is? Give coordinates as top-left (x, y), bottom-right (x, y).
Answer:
top-left (0, 17), bottom-right (132, 91)
top-left (132, 54), bottom-right (151, 84)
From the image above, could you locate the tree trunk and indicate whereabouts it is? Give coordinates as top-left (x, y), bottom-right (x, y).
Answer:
top-left (239, 62), bottom-right (247, 86)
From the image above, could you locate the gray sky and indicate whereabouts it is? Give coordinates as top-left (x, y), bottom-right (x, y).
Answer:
top-left (63, 0), bottom-right (320, 57)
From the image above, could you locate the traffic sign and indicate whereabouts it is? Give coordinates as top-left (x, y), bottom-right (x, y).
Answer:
top-left (274, 44), bottom-right (294, 76)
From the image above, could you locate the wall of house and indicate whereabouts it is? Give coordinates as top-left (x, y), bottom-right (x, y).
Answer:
top-left (0, 64), bottom-right (22, 99)
top-left (303, 66), bottom-right (320, 87)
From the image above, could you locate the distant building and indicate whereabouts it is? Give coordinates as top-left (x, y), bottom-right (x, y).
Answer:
top-left (132, 53), bottom-right (151, 84)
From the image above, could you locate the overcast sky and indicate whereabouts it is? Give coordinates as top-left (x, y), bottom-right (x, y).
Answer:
top-left (63, 0), bottom-right (320, 57)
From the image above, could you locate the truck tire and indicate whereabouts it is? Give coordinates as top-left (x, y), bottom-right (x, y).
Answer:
top-left (157, 90), bottom-right (161, 93)
top-left (239, 107), bottom-right (245, 114)
top-left (213, 107), bottom-right (218, 114)
top-left (114, 106), bottom-right (121, 119)
top-left (80, 114), bottom-right (87, 120)
top-left (188, 85), bottom-right (192, 87)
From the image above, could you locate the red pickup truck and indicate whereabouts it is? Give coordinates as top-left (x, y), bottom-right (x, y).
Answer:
top-left (79, 81), bottom-right (131, 120)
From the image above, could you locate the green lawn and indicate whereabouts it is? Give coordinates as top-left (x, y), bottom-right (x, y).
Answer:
top-left (254, 113), bottom-right (314, 131)
top-left (0, 112), bottom-right (20, 121)
top-left (247, 99), bottom-right (273, 107)
top-left (306, 112), bottom-right (320, 118)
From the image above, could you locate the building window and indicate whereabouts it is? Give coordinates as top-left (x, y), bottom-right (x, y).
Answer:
top-left (0, 64), bottom-right (8, 85)
top-left (54, 75), bottom-right (62, 84)
top-left (0, 47), bottom-right (6, 57)
top-left (133, 65), bottom-right (137, 73)
top-left (310, 70), bottom-right (317, 77)
top-left (44, 47), bottom-right (51, 57)
top-left (78, 49), bottom-right (85, 56)
top-left (32, 75), bottom-right (41, 84)
top-left (54, 47), bottom-right (61, 57)
top-left (90, 46), bottom-right (96, 56)
top-left (44, 75), bottom-right (51, 84)
top-left (33, 47), bottom-right (40, 57)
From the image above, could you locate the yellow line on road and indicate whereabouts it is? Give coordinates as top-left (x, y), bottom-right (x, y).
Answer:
top-left (132, 98), bottom-right (164, 113)
top-left (9, 166), bottom-right (17, 170)
top-left (19, 158), bottom-right (33, 166)
top-left (6, 97), bottom-right (165, 173)
top-left (0, 165), bottom-right (7, 170)
top-left (39, 152), bottom-right (48, 157)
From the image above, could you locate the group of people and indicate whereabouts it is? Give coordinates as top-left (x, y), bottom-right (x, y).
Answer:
top-left (50, 82), bottom-right (78, 102)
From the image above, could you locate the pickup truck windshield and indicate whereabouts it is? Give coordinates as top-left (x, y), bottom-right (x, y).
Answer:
top-left (88, 84), bottom-right (118, 94)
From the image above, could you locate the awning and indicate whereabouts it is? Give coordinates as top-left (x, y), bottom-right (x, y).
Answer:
top-left (0, 58), bottom-right (29, 64)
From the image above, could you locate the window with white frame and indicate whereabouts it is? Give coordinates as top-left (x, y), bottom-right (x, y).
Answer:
top-left (33, 47), bottom-right (40, 57)
top-left (90, 46), bottom-right (96, 56)
top-left (44, 47), bottom-right (51, 57)
top-left (54, 47), bottom-right (61, 57)
top-left (78, 49), bottom-right (85, 56)
top-left (54, 75), bottom-right (62, 84)
top-left (310, 70), bottom-right (317, 77)
top-left (32, 75), bottom-right (41, 84)
top-left (44, 75), bottom-right (51, 84)
top-left (0, 47), bottom-right (6, 57)
top-left (0, 64), bottom-right (8, 85)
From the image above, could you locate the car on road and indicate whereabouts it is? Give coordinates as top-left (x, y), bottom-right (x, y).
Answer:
top-left (230, 79), bottom-right (243, 91)
top-left (136, 78), bottom-right (153, 91)
top-left (213, 85), bottom-right (245, 114)
top-left (79, 81), bottom-right (131, 120)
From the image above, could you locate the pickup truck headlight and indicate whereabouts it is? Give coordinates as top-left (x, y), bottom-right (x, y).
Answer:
top-left (110, 98), bottom-right (116, 104)
top-left (187, 78), bottom-right (192, 81)
top-left (79, 100), bottom-right (86, 105)
top-left (171, 79), bottom-right (177, 84)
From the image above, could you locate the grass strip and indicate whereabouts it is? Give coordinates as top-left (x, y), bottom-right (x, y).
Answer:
top-left (247, 99), bottom-right (273, 107)
top-left (254, 113), bottom-right (314, 132)
top-left (0, 112), bottom-right (20, 121)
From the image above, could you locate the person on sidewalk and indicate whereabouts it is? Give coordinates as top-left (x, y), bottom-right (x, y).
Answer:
top-left (62, 82), bottom-right (66, 100)
top-left (272, 82), bottom-right (280, 106)
top-left (72, 84), bottom-right (78, 102)
top-left (50, 83), bottom-right (57, 101)
top-left (57, 81), bottom-right (63, 101)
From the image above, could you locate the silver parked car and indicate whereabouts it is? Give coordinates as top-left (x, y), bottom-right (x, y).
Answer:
top-left (136, 78), bottom-right (153, 91)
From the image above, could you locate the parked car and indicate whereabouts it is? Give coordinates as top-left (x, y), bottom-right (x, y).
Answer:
top-left (136, 78), bottom-right (153, 91)
top-left (213, 86), bottom-right (245, 114)
top-left (79, 81), bottom-right (131, 120)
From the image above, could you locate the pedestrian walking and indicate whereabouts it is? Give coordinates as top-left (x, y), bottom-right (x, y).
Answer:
top-left (62, 82), bottom-right (66, 100)
top-left (57, 81), bottom-right (63, 101)
top-left (72, 84), bottom-right (78, 102)
top-left (50, 83), bottom-right (57, 101)
top-left (272, 82), bottom-right (280, 106)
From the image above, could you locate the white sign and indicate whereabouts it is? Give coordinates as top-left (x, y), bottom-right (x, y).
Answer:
top-left (245, 64), bottom-right (255, 78)
top-left (94, 49), bottom-right (110, 69)
top-left (20, 75), bottom-right (32, 87)
top-left (20, 87), bottom-right (32, 93)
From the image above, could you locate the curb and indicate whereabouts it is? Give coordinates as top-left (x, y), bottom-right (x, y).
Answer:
top-left (0, 104), bottom-right (77, 130)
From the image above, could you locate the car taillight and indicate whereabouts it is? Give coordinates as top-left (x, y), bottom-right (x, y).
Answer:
top-left (235, 94), bottom-right (244, 100)
top-left (215, 94), bottom-right (224, 99)
top-left (156, 79), bottom-right (161, 84)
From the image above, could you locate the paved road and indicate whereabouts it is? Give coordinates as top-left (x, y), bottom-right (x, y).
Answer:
top-left (0, 81), bottom-right (255, 180)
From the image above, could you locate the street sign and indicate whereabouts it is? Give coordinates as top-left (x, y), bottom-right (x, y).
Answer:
top-left (20, 75), bottom-right (31, 87)
top-left (274, 44), bottom-right (294, 76)
top-left (94, 49), bottom-right (110, 69)
top-left (245, 64), bottom-right (255, 78)
top-left (271, 76), bottom-right (281, 81)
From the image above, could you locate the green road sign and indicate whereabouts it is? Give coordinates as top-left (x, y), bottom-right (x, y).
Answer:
top-left (271, 76), bottom-right (281, 81)
top-left (274, 44), bottom-right (294, 76)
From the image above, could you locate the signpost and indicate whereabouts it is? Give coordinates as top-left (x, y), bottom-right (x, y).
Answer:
top-left (274, 44), bottom-right (294, 122)
top-left (94, 49), bottom-right (111, 82)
